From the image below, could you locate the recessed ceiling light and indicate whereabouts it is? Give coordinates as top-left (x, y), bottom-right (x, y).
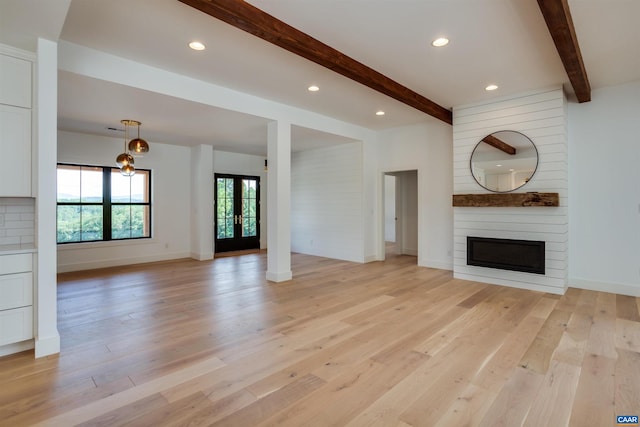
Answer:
top-left (189, 41), bottom-right (206, 51)
top-left (376, 111), bottom-right (385, 116)
top-left (496, 164), bottom-right (503, 167)
top-left (432, 37), bottom-right (449, 47)
top-left (485, 84), bottom-right (499, 91)
top-left (308, 85), bottom-right (319, 92)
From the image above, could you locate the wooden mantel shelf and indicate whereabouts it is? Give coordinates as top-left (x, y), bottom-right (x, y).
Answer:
top-left (452, 192), bottom-right (559, 207)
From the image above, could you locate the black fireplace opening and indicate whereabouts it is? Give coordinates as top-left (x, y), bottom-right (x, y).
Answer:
top-left (467, 236), bottom-right (545, 274)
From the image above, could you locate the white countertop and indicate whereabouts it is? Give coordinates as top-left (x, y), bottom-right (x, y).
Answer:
top-left (0, 244), bottom-right (36, 255)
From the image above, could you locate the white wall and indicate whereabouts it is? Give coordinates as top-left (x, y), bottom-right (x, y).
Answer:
top-left (385, 171), bottom-right (418, 256)
top-left (57, 130), bottom-right (191, 272)
top-left (452, 88), bottom-right (568, 294)
top-left (213, 150), bottom-right (268, 249)
top-left (384, 175), bottom-right (395, 242)
top-left (374, 121), bottom-right (453, 269)
top-left (398, 171), bottom-right (418, 256)
top-left (291, 142), bottom-right (364, 262)
top-left (569, 81), bottom-right (640, 296)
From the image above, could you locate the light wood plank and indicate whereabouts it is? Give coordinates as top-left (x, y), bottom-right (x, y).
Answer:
top-left (212, 374), bottom-right (326, 427)
top-left (258, 351), bottom-right (427, 427)
top-left (586, 313), bottom-right (618, 360)
top-left (477, 367), bottom-right (544, 427)
top-left (617, 294), bottom-right (640, 322)
top-left (615, 318), bottom-right (640, 353)
top-left (173, 389), bottom-right (256, 427)
top-left (433, 383), bottom-right (497, 427)
top-left (552, 311), bottom-right (592, 366)
top-left (522, 360), bottom-right (581, 427)
top-left (399, 331), bottom-right (507, 426)
top-left (615, 349), bottom-right (640, 416)
top-left (32, 356), bottom-right (225, 427)
top-left (472, 313), bottom-right (546, 393)
top-left (76, 393), bottom-right (169, 427)
top-left (121, 392), bottom-right (215, 427)
top-left (568, 353), bottom-right (616, 427)
top-left (519, 309), bottom-right (571, 374)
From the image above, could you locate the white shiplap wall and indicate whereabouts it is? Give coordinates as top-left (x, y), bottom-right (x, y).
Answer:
top-left (291, 142), bottom-right (363, 262)
top-left (453, 88), bottom-right (568, 294)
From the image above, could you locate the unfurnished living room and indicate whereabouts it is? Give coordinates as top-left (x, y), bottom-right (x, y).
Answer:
top-left (0, 0), bottom-right (639, 425)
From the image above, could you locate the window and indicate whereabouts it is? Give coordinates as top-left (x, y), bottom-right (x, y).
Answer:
top-left (57, 164), bottom-right (151, 243)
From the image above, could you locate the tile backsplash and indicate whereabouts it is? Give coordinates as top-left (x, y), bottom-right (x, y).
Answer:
top-left (0, 198), bottom-right (35, 246)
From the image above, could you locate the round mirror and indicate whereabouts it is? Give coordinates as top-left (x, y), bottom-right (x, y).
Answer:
top-left (470, 130), bottom-right (538, 193)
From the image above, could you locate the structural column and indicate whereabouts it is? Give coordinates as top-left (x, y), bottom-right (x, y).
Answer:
top-left (266, 120), bottom-right (292, 282)
top-left (190, 144), bottom-right (214, 260)
top-left (35, 38), bottom-right (60, 357)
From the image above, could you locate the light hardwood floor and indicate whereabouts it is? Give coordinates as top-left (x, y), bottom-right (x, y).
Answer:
top-left (1, 251), bottom-right (639, 426)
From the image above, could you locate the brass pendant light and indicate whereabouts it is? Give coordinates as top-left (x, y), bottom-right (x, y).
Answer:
top-left (120, 163), bottom-right (135, 177)
top-left (116, 151), bottom-right (134, 168)
top-left (127, 120), bottom-right (149, 156)
top-left (116, 119), bottom-right (149, 176)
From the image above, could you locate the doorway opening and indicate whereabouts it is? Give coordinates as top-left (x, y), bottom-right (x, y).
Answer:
top-left (214, 174), bottom-right (260, 253)
top-left (383, 170), bottom-right (418, 261)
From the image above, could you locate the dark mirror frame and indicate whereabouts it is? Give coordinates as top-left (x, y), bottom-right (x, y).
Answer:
top-left (469, 130), bottom-right (540, 193)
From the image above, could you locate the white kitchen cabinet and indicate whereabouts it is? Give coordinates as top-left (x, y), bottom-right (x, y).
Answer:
top-left (0, 53), bottom-right (31, 108)
top-left (0, 253), bottom-right (33, 347)
top-left (0, 49), bottom-right (32, 197)
top-left (0, 306), bottom-right (33, 346)
top-left (0, 273), bottom-right (33, 311)
top-left (0, 104), bottom-right (31, 196)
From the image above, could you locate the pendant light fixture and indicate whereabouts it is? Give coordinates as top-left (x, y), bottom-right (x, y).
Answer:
top-left (120, 163), bottom-right (135, 177)
top-left (127, 120), bottom-right (149, 156)
top-left (116, 151), bottom-right (134, 169)
top-left (115, 119), bottom-right (150, 176)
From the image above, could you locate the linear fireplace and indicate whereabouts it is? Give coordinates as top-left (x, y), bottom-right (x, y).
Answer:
top-left (467, 236), bottom-right (545, 274)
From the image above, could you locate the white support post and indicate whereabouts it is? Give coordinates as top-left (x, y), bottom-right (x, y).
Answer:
top-left (190, 144), bottom-right (214, 260)
top-left (35, 38), bottom-right (60, 357)
top-left (266, 120), bottom-right (292, 282)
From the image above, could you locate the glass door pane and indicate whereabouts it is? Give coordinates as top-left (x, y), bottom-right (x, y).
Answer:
top-left (216, 177), bottom-right (235, 239)
top-left (242, 178), bottom-right (257, 237)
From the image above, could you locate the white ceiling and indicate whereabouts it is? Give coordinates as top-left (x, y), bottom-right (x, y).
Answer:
top-left (2, 0), bottom-right (639, 156)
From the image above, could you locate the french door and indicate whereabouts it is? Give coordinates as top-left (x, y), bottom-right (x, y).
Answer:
top-left (214, 174), bottom-right (260, 253)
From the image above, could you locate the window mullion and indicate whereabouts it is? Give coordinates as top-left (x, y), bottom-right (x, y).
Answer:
top-left (79, 166), bottom-right (83, 240)
top-left (103, 167), bottom-right (112, 241)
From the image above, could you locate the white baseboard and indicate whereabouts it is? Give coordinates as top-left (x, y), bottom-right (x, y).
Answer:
top-left (57, 252), bottom-right (192, 273)
top-left (266, 270), bottom-right (292, 282)
top-left (0, 339), bottom-right (34, 357)
top-left (190, 252), bottom-right (213, 261)
top-left (454, 272), bottom-right (566, 295)
top-left (364, 255), bottom-right (382, 263)
top-left (35, 334), bottom-right (60, 358)
top-left (570, 278), bottom-right (640, 297)
top-left (420, 259), bottom-right (453, 271)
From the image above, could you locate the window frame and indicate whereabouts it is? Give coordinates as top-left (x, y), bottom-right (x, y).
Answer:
top-left (56, 163), bottom-right (152, 244)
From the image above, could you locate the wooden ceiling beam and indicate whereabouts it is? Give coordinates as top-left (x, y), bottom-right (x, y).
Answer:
top-left (537, 0), bottom-right (591, 102)
top-left (482, 135), bottom-right (516, 155)
top-left (179, 0), bottom-right (453, 124)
